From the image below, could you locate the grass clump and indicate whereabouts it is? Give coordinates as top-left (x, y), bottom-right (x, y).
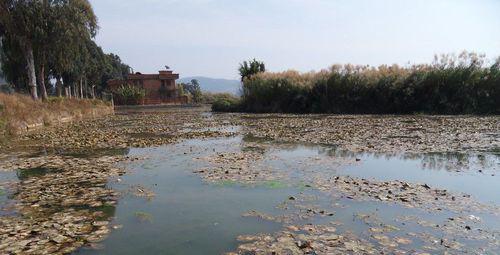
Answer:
top-left (234, 52), bottom-right (500, 114)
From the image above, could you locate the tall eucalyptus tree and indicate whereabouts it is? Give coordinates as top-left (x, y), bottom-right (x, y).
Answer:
top-left (0, 0), bottom-right (97, 100)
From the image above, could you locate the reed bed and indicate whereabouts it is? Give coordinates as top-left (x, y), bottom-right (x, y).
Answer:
top-left (235, 53), bottom-right (499, 114)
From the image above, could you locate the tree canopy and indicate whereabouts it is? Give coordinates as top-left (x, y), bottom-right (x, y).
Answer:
top-left (238, 58), bottom-right (266, 82)
top-left (180, 79), bottom-right (202, 103)
top-left (0, 0), bottom-right (130, 99)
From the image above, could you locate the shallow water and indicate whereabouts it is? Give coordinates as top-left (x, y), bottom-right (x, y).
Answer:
top-left (76, 138), bottom-right (296, 255)
top-left (1, 133), bottom-right (499, 253)
top-left (266, 143), bottom-right (500, 205)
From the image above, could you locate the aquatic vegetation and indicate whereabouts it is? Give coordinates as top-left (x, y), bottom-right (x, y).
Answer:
top-left (226, 52), bottom-right (500, 114)
top-left (0, 156), bottom-right (125, 254)
top-left (134, 211), bottom-right (153, 223)
top-left (239, 114), bottom-right (500, 154)
top-left (0, 107), bottom-right (498, 254)
top-left (233, 224), bottom-right (377, 254)
top-left (316, 176), bottom-right (497, 214)
top-left (195, 150), bottom-right (285, 183)
top-left (16, 167), bottom-right (62, 180)
top-left (261, 180), bottom-right (287, 189)
top-left (1, 105), bottom-right (235, 153)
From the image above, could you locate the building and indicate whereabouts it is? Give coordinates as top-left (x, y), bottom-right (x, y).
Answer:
top-left (107, 70), bottom-right (189, 105)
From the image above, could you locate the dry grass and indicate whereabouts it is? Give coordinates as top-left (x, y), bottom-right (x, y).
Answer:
top-left (0, 93), bottom-right (113, 135)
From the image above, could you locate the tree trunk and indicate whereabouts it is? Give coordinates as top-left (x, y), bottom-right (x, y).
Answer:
top-left (23, 43), bottom-right (38, 100)
top-left (80, 77), bottom-right (83, 99)
top-left (56, 77), bottom-right (62, 97)
top-left (84, 78), bottom-right (88, 98)
top-left (38, 63), bottom-right (48, 100)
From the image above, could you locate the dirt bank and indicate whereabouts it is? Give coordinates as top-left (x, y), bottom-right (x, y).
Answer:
top-left (0, 93), bottom-right (114, 136)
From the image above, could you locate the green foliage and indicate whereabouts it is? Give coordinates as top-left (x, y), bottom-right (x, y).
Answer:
top-left (211, 93), bottom-right (241, 112)
top-left (239, 58), bottom-right (265, 82)
top-left (236, 53), bottom-right (500, 115)
top-left (200, 92), bottom-right (236, 104)
top-left (0, 0), bottom-right (129, 98)
top-left (113, 85), bottom-right (145, 105)
top-left (177, 83), bottom-right (185, 96)
top-left (181, 79), bottom-right (202, 103)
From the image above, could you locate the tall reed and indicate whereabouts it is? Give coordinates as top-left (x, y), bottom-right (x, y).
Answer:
top-left (236, 52), bottom-right (499, 114)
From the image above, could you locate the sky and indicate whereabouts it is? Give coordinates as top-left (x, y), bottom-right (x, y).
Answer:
top-left (89, 0), bottom-right (500, 80)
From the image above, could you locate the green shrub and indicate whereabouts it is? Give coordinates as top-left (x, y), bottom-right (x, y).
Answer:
top-left (211, 95), bottom-right (241, 112)
top-left (113, 85), bottom-right (146, 105)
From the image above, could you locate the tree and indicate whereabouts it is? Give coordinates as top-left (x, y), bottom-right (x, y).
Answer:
top-left (238, 58), bottom-right (266, 81)
top-left (0, 0), bottom-right (98, 100)
top-left (0, 34), bottom-right (29, 92)
top-left (48, 0), bottom-right (97, 99)
top-left (0, 0), bottom-right (43, 99)
top-left (181, 79), bottom-right (202, 103)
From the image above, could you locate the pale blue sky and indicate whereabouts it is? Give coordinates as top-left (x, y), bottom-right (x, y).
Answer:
top-left (89, 0), bottom-right (500, 79)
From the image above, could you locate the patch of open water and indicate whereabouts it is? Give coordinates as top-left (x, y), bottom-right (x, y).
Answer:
top-left (266, 143), bottom-right (500, 205)
top-left (76, 138), bottom-right (295, 255)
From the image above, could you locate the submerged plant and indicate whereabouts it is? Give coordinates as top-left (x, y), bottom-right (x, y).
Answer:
top-left (134, 211), bottom-right (153, 223)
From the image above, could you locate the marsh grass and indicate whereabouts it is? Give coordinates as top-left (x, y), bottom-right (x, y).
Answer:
top-left (235, 52), bottom-right (500, 114)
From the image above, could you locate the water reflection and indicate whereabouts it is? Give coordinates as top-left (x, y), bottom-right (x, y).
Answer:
top-left (242, 134), bottom-right (500, 173)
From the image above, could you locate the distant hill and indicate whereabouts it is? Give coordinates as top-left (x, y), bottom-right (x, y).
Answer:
top-left (179, 76), bottom-right (240, 95)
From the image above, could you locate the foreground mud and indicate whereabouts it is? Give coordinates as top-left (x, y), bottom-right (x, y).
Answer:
top-left (0, 107), bottom-right (498, 254)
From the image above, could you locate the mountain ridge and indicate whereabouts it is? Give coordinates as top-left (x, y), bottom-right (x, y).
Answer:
top-left (179, 76), bottom-right (240, 95)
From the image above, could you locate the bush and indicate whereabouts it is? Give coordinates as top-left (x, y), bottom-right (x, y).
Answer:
top-left (201, 92), bottom-right (237, 104)
top-left (211, 94), bottom-right (241, 112)
top-left (113, 85), bottom-right (146, 105)
top-left (237, 52), bottom-right (500, 114)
